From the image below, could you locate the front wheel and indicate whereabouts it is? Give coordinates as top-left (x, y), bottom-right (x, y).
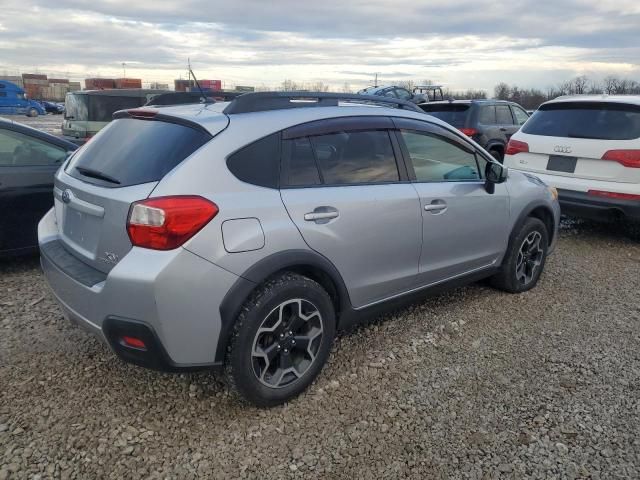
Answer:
top-left (225, 272), bottom-right (336, 407)
top-left (491, 217), bottom-right (549, 293)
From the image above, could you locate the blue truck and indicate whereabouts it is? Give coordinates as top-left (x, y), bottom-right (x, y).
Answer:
top-left (0, 80), bottom-right (46, 117)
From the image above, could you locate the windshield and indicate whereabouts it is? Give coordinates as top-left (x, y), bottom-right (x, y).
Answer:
top-left (420, 104), bottom-right (470, 127)
top-left (522, 102), bottom-right (640, 140)
top-left (65, 93), bottom-right (88, 121)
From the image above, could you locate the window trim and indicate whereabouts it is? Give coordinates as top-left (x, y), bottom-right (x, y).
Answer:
top-left (394, 128), bottom-right (485, 184)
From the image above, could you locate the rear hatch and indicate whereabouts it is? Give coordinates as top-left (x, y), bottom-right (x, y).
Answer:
top-left (420, 103), bottom-right (471, 130)
top-left (511, 101), bottom-right (640, 183)
top-left (54, 112), bottom-right (216, 273)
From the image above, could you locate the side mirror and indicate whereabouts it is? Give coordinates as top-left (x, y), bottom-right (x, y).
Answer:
top-left (485, 162), bottom-right (508, 193)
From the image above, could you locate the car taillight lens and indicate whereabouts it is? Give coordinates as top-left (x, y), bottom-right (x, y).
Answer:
top-left (601, 150), bottom-right (640, 168)
top-left (505, 139), bottom-right (529, 155)
top-left (127, 196), bottom-right (218, 250)
top-left (588, 190), bottom-right (640, 201)
top-left (459, 128), bottom-right (477, 137)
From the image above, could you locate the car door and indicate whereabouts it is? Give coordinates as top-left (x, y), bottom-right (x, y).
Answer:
top-left (279, 117), bottom-right (422, 308)
top-left (392, 117), bottom-right (509, 285)
top-left (0, 126), bottom-right (69, 253)
top-left (496, 104), bottom-right (518, 140)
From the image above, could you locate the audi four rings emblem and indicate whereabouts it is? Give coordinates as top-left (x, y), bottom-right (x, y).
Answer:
top-left (554, 145), bottom-right (572, 154)
top-left (61, 189), bottom-right (72, 204)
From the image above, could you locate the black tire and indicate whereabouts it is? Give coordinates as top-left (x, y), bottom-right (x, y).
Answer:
top-left (27, 108), bottom-right (38, 117)
top-left (225, 272), bottom-right (336, 407)
top-left (489, 148), bottom-right (503, 163)
top-left (490, 217), bottom-right (549, 293)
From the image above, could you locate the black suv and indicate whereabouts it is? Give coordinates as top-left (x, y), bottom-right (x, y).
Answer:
top-left (420, 100), bottom-right (530, 161)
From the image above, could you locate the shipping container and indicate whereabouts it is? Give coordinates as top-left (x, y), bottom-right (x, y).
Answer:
top-left (84, 78), bottom-right (116, 90)
top-left (114, 78), bottom-right (142, 89)
top-left (22, 73), bottom-right (47, 81)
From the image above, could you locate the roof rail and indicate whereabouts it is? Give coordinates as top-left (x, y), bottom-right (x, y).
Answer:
top-left (222, 91), bottom-right (423, 115)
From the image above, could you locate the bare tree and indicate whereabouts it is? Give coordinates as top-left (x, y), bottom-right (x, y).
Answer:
top-left (573, 76), bottom-right (588, 94)
top-left (494, 82), bottom-right (510, 100)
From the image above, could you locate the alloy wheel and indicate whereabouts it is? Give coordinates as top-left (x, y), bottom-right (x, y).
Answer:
top-left (251, 299), bottom-right (324, 388)
top-left (515, 231), bottom-right (544, 285)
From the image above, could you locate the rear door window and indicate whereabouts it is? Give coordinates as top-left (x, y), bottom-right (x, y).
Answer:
top-left (522, 102), bottom-right (640, 140)
top-left (421, 104), bottom-right (471, 128)
top-left (0, 129), bottom-right (67, 166)
top-left (496, 105), bottom-right (515, 125)
top-left (309, 130), bottom-right (399, 185)
top-left (67, 118), bottom-right (211, 187)
top-left (478, 106), bottom-right (497, 125)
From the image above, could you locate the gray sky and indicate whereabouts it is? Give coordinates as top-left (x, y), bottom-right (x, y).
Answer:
top-left (1, 0), bottom-right (639, 92)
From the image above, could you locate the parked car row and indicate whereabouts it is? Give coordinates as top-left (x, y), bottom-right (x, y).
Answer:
top-left (1, 90), bottom-right (637, 407)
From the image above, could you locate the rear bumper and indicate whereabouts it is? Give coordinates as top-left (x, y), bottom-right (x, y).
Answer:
top-left (38, 208), bottom-right (240, 369)
top-left (558, 189), bottom-right (640, 221)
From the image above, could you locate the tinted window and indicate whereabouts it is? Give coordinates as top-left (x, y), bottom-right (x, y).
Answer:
top-left (67, 118), bottom-right (210, 187)
top-left (512, 106), bottom-right (529, 125)
top-left (286, 137), bottom-right (321, 186)
top-left (89, 96), bottom-right (145, 122)
top-left (421, 104), bottom-right (470, 128)
top-left (400, 130), bottom-right (480, 182)
top-left (64, 94), bottom-right (88, 121)
top-left (310, 130), bottom-right (399, 184)
top-left (227, 132), bottom-right (281, 188)
top-left (496, 105), bottom-right (514, 125)
top-left (478, 106), bottom-right (496, 124)
top-left (522, 102), bottom-right (640, 140)
top-left (0, 129), bottom-right (67, 167)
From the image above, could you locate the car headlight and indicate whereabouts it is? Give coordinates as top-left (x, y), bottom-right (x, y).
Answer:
top-left (548, 186), bottom-right (558, 201)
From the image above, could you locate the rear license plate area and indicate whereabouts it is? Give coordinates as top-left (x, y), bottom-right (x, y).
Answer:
top-left (547, 155), bottom-right (577, 173)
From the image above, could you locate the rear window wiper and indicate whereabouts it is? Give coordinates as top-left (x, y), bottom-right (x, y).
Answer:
top-left (75, 166), bottom-right (121, 185)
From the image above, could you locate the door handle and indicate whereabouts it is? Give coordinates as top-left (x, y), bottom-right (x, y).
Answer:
top-left (304, 211), bottom-right (339, 221)
top-left (424, 204), bottom-right (446, 212)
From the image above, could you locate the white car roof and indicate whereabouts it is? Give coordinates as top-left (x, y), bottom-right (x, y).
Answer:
top-left (544, 95), bottom-right (640, 106)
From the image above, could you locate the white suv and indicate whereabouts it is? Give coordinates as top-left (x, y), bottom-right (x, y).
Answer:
top-left (504, 95), bottom-right (640, 223)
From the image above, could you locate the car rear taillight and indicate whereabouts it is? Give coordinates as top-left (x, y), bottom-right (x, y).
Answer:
top-left (459, 128), bottom-right (478, 137)
top-left (505, 139), bottom-right (529, 155)
top-left (588, 190), bottom-right (640, 201)
top-left (601, 150), bottom-right (640, 168)
top-left (127, 196), bottom-right (218, 250)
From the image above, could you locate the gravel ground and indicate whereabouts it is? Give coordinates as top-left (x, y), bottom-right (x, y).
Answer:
top-left (1, 219), bottom-right (639, 479)
top-left (1, 115), bottom-right (64, 137)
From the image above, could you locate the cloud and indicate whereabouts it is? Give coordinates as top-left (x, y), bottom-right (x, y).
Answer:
top-left (0, 0), bottom-right (638, 91)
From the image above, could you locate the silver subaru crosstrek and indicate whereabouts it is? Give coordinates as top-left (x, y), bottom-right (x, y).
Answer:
top-left (39, 92), bottom-right (560, 406)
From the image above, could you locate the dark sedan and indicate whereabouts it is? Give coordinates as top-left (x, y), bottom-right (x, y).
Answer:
top-left (0, 118), bottom-right (78, 256)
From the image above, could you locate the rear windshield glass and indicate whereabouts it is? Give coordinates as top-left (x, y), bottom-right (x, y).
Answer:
top-left (67, 118), bottom-right (211, 187)
top-left (522, 102), bottom-right (640, 140)
top-left (420, 104), bottom-right (470, 127)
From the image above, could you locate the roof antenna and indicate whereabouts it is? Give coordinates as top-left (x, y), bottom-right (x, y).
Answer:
top-left (188, 58), bottom-right (208, 103)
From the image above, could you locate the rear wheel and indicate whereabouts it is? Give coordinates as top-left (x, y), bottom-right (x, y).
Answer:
top-left (225, 272), bottom-right (336, 407)
top-left (491, 217), bottom-right (548, 293)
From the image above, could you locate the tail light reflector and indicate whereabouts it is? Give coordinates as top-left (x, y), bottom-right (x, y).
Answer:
top-left (121, 336), bottom-right (147, 350)
top-left (459, 128), bottom-right (478, 137)
top-left (588, 190), bottom-right (640, 201)
top-left (601, 150), bottom-right (640, 168)
top-left (127, 196), bottom-right (218, 250)
top-left (506, 139), bottom-right (529, 156)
